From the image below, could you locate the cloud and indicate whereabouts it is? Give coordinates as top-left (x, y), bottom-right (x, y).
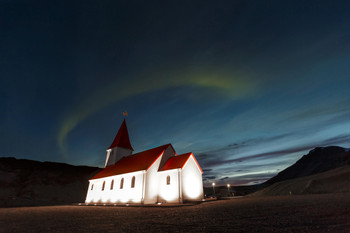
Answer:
top-left (203, 176), bottom-right (217, 180)
top-left (220, 176), bottom-right (229, 181)
top-left (200, 144), bottom-right (313, 168)
top-left (202, 168), bottom-right (212, 173)
top-left (225, 133), bottom-right (295, 150)
top-left (320, 134), bottom-right (350, 147)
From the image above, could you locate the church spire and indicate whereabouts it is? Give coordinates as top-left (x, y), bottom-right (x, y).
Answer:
top-left (108, 119), bottom-right (133, 151)
top-left (105, 119), bottom-right (133, 167)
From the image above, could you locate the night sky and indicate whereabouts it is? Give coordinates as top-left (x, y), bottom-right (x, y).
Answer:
top-left (1, 1), bottom-right (350, 186)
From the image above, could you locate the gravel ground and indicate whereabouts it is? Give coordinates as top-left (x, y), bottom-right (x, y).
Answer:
top-left (1, 193), bottom-right (350, 233)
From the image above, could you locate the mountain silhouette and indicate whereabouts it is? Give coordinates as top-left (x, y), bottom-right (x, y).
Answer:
top-left (265, 146), bottom-right (350, 185)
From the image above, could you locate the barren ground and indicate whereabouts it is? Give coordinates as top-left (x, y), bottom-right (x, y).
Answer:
top-left (1, 193), bottom-right (350, 233)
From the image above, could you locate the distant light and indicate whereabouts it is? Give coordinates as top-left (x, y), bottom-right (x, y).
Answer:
top-left (227, 184), bottom-right (230, 187)
top-left (156, 202), bottom-right (162, 205)
top-left (212, 182), bottom-right (216, 196)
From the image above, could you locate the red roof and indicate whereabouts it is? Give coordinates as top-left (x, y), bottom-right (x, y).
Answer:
top-left (159, 152), bottom-right (203, 173)
top-left (159, 153), bottom-right (192, 171)
top-left (91, 144), bottom-right (171, 180)
top-left (108, 119), bottom-right (133, 150)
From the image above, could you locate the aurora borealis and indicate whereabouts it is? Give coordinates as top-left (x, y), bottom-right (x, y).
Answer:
top-left (1, 1), bottom-right (350, 186)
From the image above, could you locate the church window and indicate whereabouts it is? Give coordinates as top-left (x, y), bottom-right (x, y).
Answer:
top-left (102, 181), bottom-right (105, 191)
top-left (110, 180), bottom-right (114, 190)
top-left (91, 184), bottom-right (94, 190)
top-left (131, 176), bottom-right (135, 188)
top-left (167, 175), bottom-right (170, 185)
top-left (120, 178), bottom-right (124, 189)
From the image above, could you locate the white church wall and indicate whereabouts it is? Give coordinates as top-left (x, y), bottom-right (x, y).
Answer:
top-left (85, 178), bottom-right (104, 203)
top-left (113, 171), bottom-right (144, 203)
top-left (157, 169), bottom-right (180, 203)
top-left (85, 171), bottom-right (144, 204)
top-left (143, 153), bottom-right (163, 204)
top-left (181, 156), bottom-right (204, 201)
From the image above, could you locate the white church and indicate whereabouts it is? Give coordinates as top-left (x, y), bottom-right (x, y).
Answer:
top-left (85, 119), bottom-right (204, 204)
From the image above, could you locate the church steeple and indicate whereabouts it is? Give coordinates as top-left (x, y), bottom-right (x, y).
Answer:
top-left (105, 119), bottom-right (133, 167)
top-left (108, 119), bottom-right (133, 151)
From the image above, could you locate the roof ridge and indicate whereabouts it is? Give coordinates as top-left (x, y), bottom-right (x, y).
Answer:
top-left (130, 143), bottom-right (171, 157)
top-left (176, 152), bottom-right (192, 157)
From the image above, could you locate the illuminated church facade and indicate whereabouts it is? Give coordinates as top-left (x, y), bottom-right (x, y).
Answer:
top-left (85, 120), bottom-right (204, 204)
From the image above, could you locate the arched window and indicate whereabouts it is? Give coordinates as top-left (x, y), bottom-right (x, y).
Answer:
top-left (110, 180), bottom-right (114, 190)
top-left (102, 181), bottom-right (105, 191)
top-left (91, 184), bottom-right (94, 190)
top-left (120, 178), bottom-right (124, 189)
top-left (166, 175), bottom-right (170, 185)
top-left (131, 176), bottom-right (135, 188)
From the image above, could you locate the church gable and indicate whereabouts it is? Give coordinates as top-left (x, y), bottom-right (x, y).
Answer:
top-left (159, 152), bottom-right (203, 173)
top-left (182, 153), bottom-right (203, 174)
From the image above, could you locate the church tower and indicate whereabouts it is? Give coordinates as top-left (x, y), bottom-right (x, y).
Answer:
top-left (105, 119), bottom-right (133, 167)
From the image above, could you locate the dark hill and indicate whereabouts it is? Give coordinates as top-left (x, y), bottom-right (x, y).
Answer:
top-left (0, 157), bottom-right (101, 207)
top-left (265, 146), bottom-right (350, 185)
top-left (251, 165), bottom-right (350, 196)
top-left (249, 146), bottom-right (350, 196)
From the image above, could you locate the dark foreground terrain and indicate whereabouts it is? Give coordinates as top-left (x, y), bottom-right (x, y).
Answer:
top-left (1, 193), bottom-right (349, 233)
